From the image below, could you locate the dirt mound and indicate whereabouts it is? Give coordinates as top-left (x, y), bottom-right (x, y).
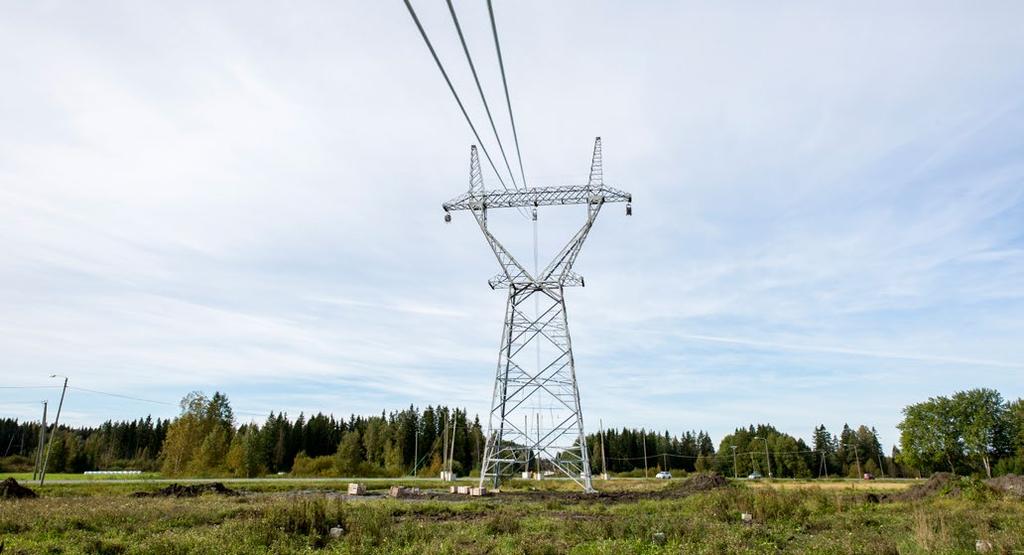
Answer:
top-left (885, 472), bottom-right (955, 502)
top-left (132, 482), bottom-right (239, 498)
top-left (0, 477), bottom-right (38, 499)
top-left (884, 473), bottom-right (1012, 502)
top-left (986, 474), bottom-right (1024, 498)
top-left (667, 473), bottom-right (728, 496)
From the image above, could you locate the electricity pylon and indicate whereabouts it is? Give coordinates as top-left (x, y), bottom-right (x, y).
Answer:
top-left (443, 138), bottom-right (631, 492)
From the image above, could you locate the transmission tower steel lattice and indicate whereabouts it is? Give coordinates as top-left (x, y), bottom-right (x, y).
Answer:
top-left (443, 138), bottom-right (631, 492)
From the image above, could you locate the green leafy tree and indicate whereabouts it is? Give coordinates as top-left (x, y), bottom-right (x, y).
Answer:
top-left (951, 388), bottom-right (1008, 478)
top-left (227, 424), bottom-right (267, 478)
top-left (335, 430), bottom-right (363, 475)
top-left (898, 395), bottom-right (962, 474)
top-left (159, 391), bottom-right (235, 476)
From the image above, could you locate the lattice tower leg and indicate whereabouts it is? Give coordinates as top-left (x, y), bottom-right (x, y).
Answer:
top-left (479, 283), bottom-right (594, 492)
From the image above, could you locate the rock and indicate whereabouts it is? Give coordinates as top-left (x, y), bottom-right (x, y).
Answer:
top-left (652, 532), bottom-right (666, 545)
top-left (347, 483), bottom-right (366, 495)
top-left (329, 526), bottom-right (345, 539)
top-left (976, 539), bottom-right (993, 553)
top-left (741, 512), bottom-right (753, 523)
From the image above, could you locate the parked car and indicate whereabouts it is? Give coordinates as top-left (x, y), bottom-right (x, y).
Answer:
top-left (747, 471), bottom-right (763, 480)
top-left (655, 471), bottom-right (672, 479)
top-left (863, 473), bottom-right (875, 480)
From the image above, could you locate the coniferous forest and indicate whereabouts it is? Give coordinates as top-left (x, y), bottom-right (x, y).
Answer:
top-left (2, 388), bottom-right (1021, 479)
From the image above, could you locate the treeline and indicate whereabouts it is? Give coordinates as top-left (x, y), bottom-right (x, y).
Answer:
top-left (0, 416), bottom-right (169, 472)
top-left (585, 423), bottom-right (894, 479)
top-left (0, 392), bottom-right (487, 478)
top-left (3, 388), bottom-right (1021, 479)
top-left (157, 392), bottom-right (487, 477)
top-left (586, 429), bottom-right (716, 474)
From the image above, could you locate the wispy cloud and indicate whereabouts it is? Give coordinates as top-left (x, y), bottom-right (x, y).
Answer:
top-left (1, 1), bottom-right (1022, 450)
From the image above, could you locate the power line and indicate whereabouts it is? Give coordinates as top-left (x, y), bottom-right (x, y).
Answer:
top-left (69, 386), bottom-right (175, 407)
top-left (445, 0), bottom-right (520, 191)
top-left (68, 386), bottom-right (268, 417)
top-left (0, 385), bottom-right (61, 389)
top-left (487, 0), bottom-right (528, 191)
top-left (402, 0), bottom-right (513, 192)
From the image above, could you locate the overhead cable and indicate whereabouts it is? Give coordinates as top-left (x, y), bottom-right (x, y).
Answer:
top-left (402, 0), bottom-right (512, 191)
top-left (487, 0), bottom-right (529, 191)
top-left (446, 0), bottom-right (521, 191)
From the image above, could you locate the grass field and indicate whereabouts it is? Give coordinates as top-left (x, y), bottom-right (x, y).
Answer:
top-left (2, 475), bottom-right (1022, 554)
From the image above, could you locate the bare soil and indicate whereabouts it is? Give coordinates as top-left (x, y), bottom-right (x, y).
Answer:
top-left (132, 482), bottom-right (239, 498)
top-left (884, 472), bottom-right (957, 502)
top-left (0, 477), bottom-right (37, 499)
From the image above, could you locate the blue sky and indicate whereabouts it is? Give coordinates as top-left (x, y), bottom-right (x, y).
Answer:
top-left (1, 2), bottom-right (1022, 451)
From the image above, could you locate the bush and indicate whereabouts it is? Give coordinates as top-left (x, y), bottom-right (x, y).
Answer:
top-left (290, 452), bottom-right (337, 477)
top-left (0, 455), bottom-right (34, 473)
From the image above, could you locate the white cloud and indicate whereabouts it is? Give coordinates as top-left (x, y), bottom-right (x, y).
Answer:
top-left (1, 1), bottom-right (1022, 450)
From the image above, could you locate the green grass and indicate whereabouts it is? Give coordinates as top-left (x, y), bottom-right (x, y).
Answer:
top-left (2, 478), bottom-right (1021, 554)
top-left (1, 472), bottom-right (163, 482)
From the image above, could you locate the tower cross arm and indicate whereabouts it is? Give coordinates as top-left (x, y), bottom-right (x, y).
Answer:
top-left (443, 185), bottom-right (631, 212)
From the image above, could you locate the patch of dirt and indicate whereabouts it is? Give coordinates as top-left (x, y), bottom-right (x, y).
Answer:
top-left (985, 474), bottom-right (1024, 498)
top-left (0, 477), bottom-right (38, 499)
top-left (132, 482), bottom-right (239, 498)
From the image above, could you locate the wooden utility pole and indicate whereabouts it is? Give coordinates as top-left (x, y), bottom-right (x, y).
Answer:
top-left (447, 418), bottom-right (457, 476)
top-left (40, 376), bottom-right (68, 486)
top-left (32, 401), bottom-right (47, 481)
top-left (642, 433), bottom-right (649, 479)
top-left (599, 419), bottom-right (607, 479)
top-left (731, 445), bottom-right (738, 479)
top-left (413, 425), bottom-right (419, 476)
top-left (442, 417), bottom-right (448, 475)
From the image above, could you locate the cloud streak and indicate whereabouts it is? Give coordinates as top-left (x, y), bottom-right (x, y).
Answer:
top-left (1, 1), bottom-right (1022, 451)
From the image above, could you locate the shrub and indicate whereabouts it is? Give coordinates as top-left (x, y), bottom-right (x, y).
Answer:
top-left (290, 452), bottom-right (337, 477)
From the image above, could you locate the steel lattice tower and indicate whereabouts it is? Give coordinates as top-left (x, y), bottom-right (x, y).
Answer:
top-left (443, 138), bottom-right (631, 492)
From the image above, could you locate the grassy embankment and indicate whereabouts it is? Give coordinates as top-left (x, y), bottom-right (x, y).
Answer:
top-left (2, 476), bottom-right (1022, 554)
